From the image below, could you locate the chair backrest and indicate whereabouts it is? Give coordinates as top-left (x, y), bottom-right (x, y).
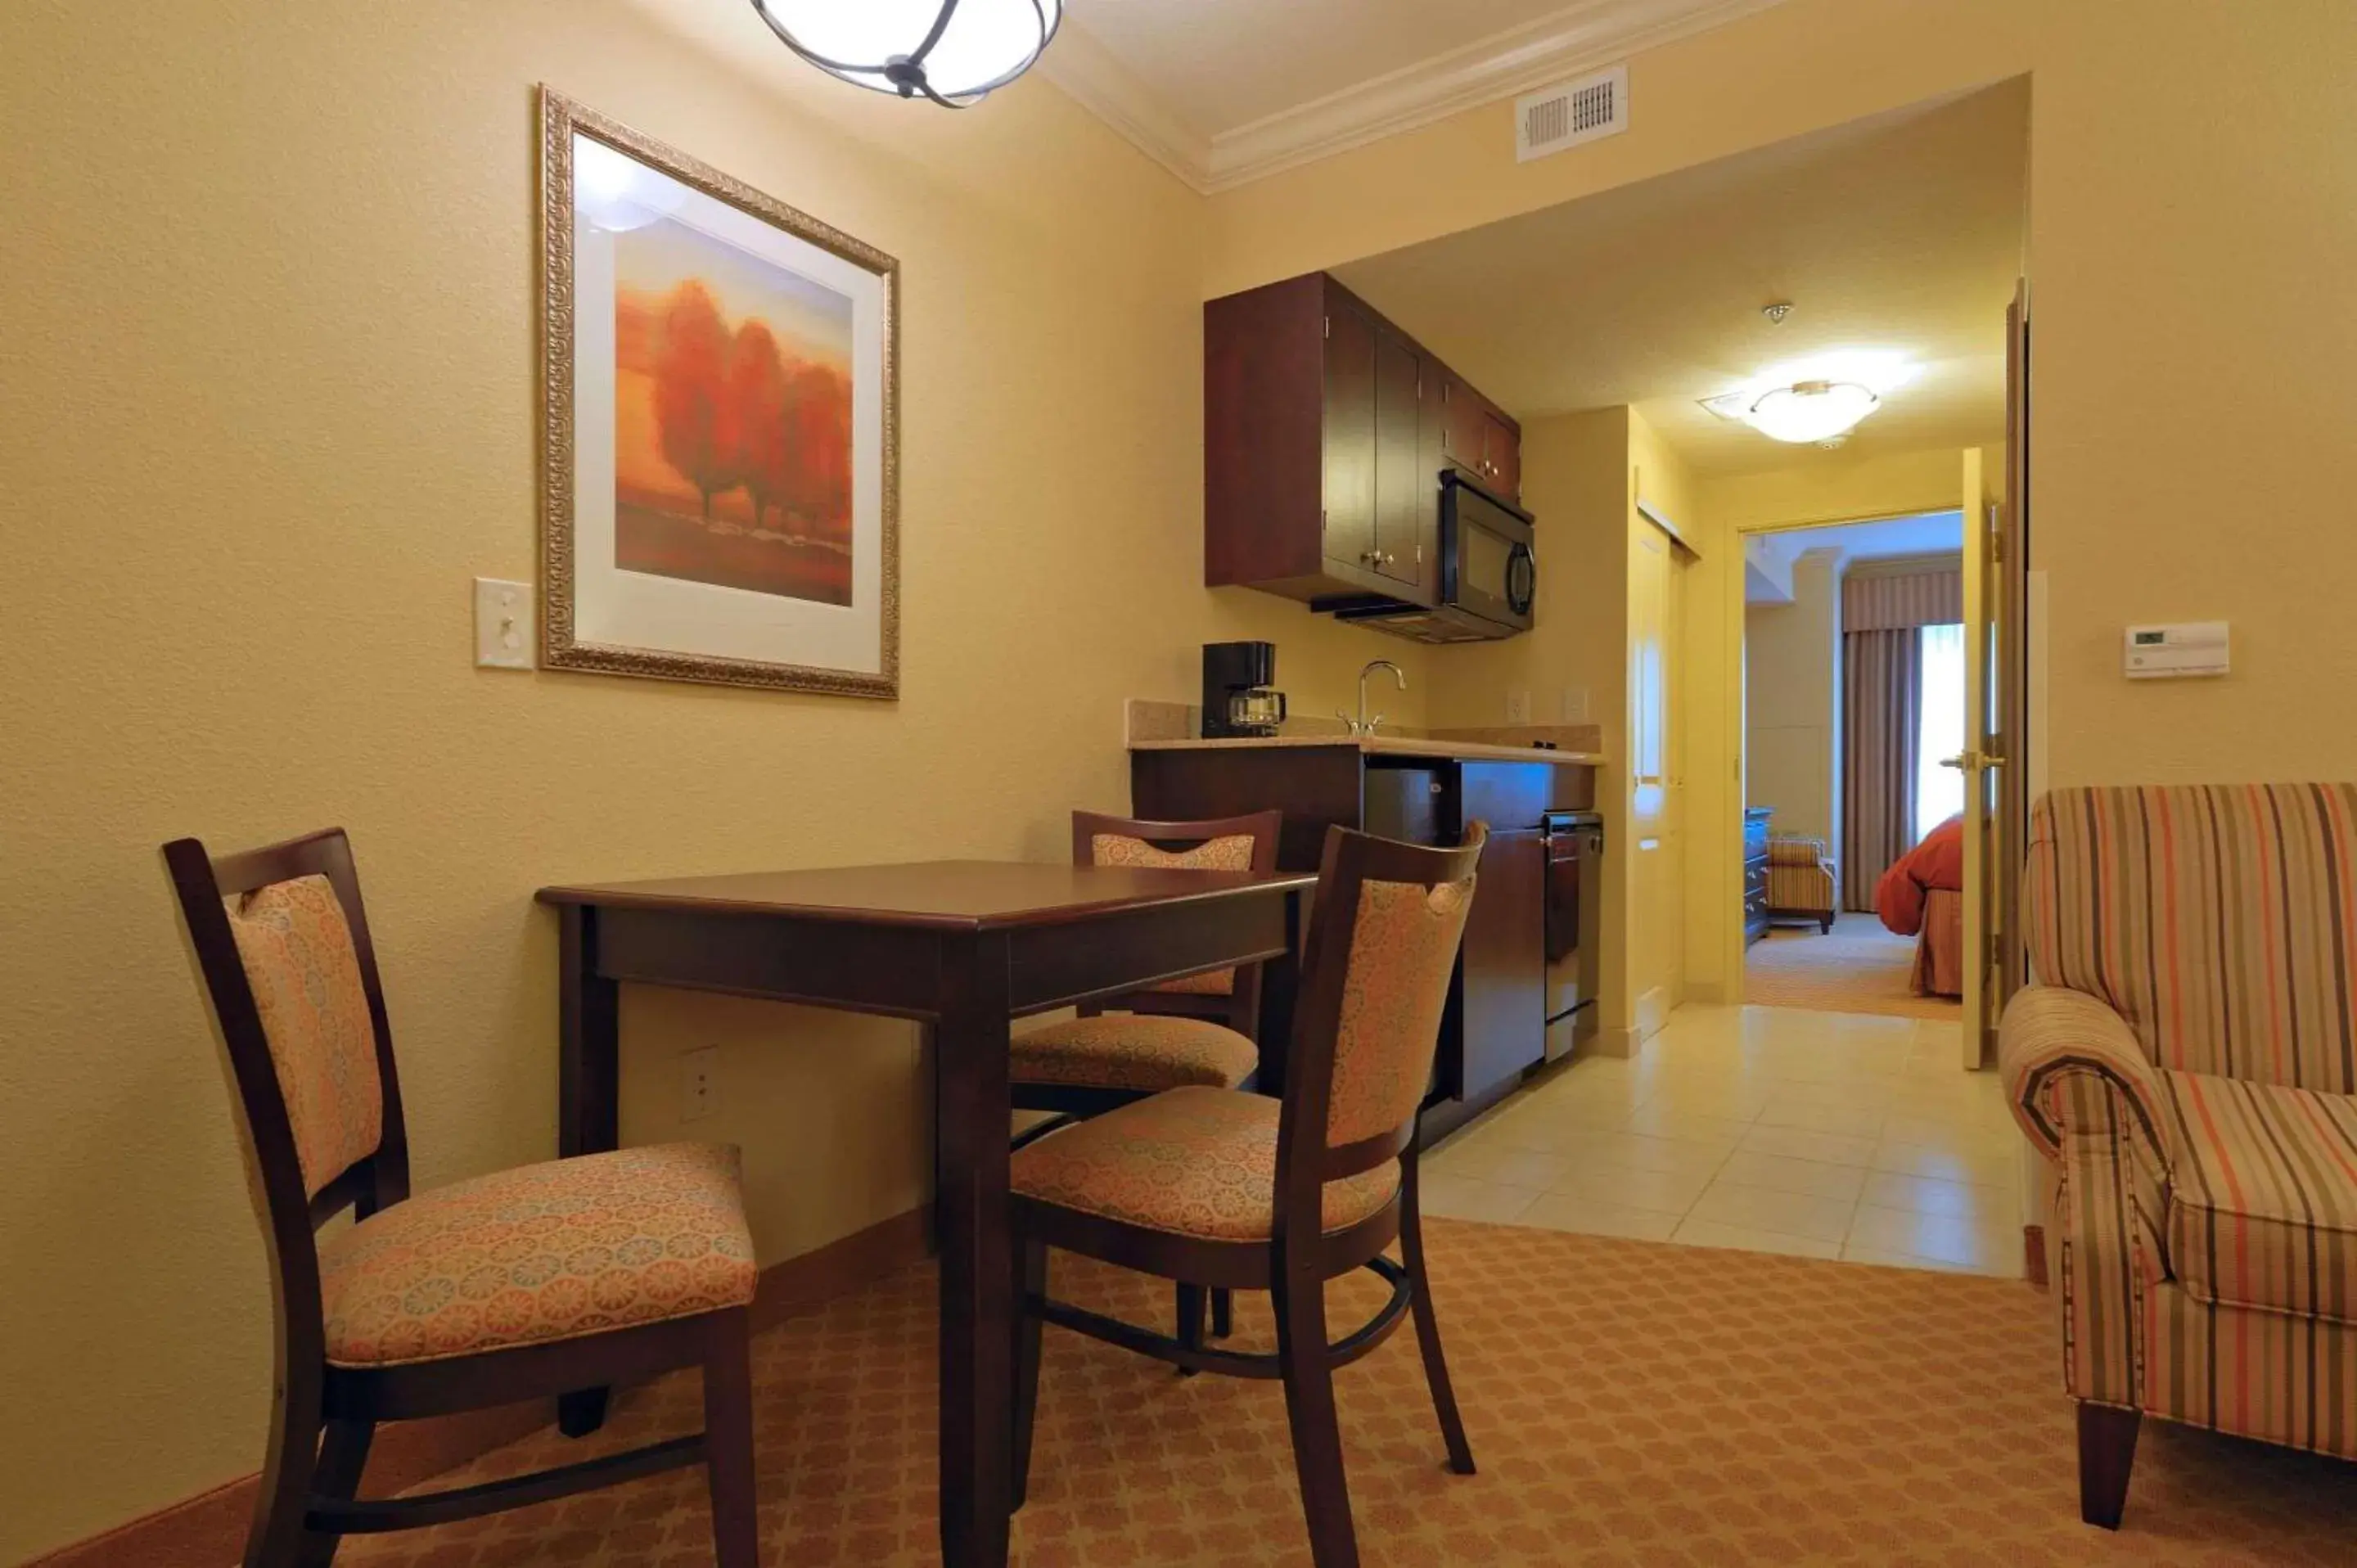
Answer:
top-left (2025, 785), bottom-right (2357, 1089)
top-left (1073, 809), bottom-right (1281, 878)
top-left (1073, 809), bottom-right (1282, 1030)
top-left (163, 829), bottom-right (411, 1263)
top-left (1275, 822), bottom-right (1485, 1237)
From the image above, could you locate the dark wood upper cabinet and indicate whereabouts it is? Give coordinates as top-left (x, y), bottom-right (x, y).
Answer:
top-left (1320, 296), bottom-right (1379, 579)
top-left (1372, 327), bottom-right (1428, 593)
top-left (1206, 272), bottom-right (1512, 606)
top-left (1480, 407), bottom-right (1522, 501)
top-left (1437, 375), bottom-right (1522, 505)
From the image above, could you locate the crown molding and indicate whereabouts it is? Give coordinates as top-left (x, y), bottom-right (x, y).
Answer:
top-left (1043, 0), bottom-right (1789, 196)
top-left (1034, 22), bottom-right (1214, 191)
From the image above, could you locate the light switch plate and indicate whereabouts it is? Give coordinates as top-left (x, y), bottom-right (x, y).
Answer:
top-left (1504, 687), bottom-right (1533, 724)
top-left (474, 578), bottom-right (533, 669)
top-left (1558, 687), bottom-right (1589, 723)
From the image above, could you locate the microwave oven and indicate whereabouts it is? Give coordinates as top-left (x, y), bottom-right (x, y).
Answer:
top-left (1334, 471), bottom-right (1535, 643)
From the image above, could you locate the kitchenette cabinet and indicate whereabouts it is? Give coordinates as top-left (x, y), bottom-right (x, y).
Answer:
top-left (1131, 737), bottom-right (1593, 1144)
top-left (1205, 273), bottom-right (1520, 609)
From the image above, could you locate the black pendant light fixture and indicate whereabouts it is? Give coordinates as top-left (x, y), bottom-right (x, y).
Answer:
top-left (749, 1), bottom-right (1063, 108)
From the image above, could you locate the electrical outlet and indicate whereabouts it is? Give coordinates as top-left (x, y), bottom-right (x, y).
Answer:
top-left (1558, 687), bottom-right (1589, 723)
top-left (679, 1046), bottom-right (719, 1122)
top-left (1504, 688), bottom-right (1533, 724)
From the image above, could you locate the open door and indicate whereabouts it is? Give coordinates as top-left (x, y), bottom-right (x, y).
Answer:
top-left (1951, 433), bottom-right (2012, 1068)
top-left (1954, 452), bottom-right (1992, 1066)
top-left (1949, 286), bottom-right (2033, 1070)
top-left (1997, 286), bottom-right (2030, 1009)
top-left (1629, 514), bottom-right (1689, 1041)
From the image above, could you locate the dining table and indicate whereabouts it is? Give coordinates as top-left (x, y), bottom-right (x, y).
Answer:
top-left (534, 857), bottom-right (1315, 1568)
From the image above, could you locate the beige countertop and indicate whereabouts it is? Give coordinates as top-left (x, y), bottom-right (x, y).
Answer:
top-left (1129, 734), bottom-right (1603, 768)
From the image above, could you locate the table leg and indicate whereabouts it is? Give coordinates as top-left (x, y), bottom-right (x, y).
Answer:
top-left (934, 931), bottom-right (1014, 1568)
top-left (557, 903), bottom-right (620, 1437)
top-left (1256, 886), bottom-right (1305, 1095)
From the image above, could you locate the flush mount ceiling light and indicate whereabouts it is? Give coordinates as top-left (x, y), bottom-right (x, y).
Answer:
top-left (1700, 349), bottom-right (1917, 445)
top-left (1730, 379), bottom-right (1880, 443)
top-left (749, 0), bottom-right (1062, 107)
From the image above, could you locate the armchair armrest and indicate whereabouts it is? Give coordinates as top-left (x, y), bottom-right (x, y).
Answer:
top-left (1766, 834), bottom-right (1832, 870)
top-left (2000, 986), bottom-right (2170, 1172)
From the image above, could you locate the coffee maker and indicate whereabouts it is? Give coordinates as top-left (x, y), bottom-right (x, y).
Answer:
top-left (1201, 641), bottom-right (1287, 737)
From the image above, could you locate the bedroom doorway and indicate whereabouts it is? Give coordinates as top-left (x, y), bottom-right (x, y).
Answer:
top-left (1739, 508), bottom-right (1970, 1025)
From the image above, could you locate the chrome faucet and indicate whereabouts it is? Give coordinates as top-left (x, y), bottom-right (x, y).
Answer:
top-left (1345, 660), bottom-right (1408, 736)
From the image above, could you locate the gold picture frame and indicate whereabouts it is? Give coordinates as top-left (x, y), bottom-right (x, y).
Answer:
top-left (536, 87), bottom-right (900, 698)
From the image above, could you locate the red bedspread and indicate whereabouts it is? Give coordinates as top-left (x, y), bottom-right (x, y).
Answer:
top-left (1876, 814), bottom-right (1964, 936)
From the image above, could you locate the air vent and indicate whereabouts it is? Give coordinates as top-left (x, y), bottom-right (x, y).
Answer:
top-left (1515, 65), bottom-right (1628, 163)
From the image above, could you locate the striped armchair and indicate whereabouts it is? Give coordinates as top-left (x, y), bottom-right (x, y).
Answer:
top-left (1764, 834), bottom-right (1836, 933)
top-left (2002, 784), bottom-right (2357, 1530)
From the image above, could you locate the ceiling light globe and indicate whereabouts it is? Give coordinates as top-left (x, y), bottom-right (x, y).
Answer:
top-left (1744, 380), bottom-right (1879, 444)
top-left (750, 0), bottom-right (1062, 106)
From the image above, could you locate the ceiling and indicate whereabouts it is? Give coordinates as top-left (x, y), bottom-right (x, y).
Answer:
top-left (1791, 511), bottom-right (1965, 561)
top-left (1332, 80), bottom-right (2030, 477)
top-left (1066, 0), bottom-right (1635, 135)
top-left (1045, 0), bottom-right (1789, 190)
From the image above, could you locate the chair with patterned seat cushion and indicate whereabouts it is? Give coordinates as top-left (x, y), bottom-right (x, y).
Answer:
top-left (1008, 822), bottom-right (1487, 1568)
top-left (164, 828), bottom-right (761, 1568)
top-left (2001, 784), bottom-right (2357, 1531)
top-left (1011, 809), bottom-right (1282, 1349)
top-left (1012, 809), bottom-right (1283, 1115)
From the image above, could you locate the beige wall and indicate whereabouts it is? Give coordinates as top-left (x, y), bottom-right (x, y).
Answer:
top-left (0, 2), bottom-right (1422, 1557)
top-left (1746, 549), bottom-right (1842, 849)
top-left (14, 0), bottom-right (2357, 1552)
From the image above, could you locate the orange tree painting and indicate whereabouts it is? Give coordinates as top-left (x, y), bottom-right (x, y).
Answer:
top-left (613, 217), bottom-right (854, 605)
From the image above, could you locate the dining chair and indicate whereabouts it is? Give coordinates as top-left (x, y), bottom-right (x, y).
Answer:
top-left (1007, 821), bottom-right (1487, 1568)
top-left (164, 827), bottom-right (762, 1567)
top-left (1009, 807), bottom-right (1283, 1347)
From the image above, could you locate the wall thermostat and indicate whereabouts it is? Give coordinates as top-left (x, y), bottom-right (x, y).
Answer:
top-left (2125, 621), bottom-right (2229, 679)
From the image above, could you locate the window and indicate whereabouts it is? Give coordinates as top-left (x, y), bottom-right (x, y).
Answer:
top-left (1915, 621), bottom-right (1967, 836)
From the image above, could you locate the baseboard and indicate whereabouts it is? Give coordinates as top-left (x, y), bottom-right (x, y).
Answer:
top-left (1590, 1025), bottom-right (1639, 1059)
top-left (2023, 1223), bottom-right (2049, 1290)
top-left (29, 1205), bottom-right (932, 1567)
top-left (750, 1205), bottom-right (933, 1333)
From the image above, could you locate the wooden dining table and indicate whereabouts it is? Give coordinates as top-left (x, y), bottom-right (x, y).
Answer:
top-left (535, 858), bottom-right (1314, 1568)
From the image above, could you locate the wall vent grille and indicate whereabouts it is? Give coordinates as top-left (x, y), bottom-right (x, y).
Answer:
top-left (1516, 65), bottom-right (1629, 162)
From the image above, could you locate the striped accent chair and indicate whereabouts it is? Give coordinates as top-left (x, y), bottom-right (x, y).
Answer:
top-left (1764, 834), bottom-right (1837, 932)
top-left (2000, 784), bottom-right (2357, 1530)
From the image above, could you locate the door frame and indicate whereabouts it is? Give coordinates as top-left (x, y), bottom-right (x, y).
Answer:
top-left (1710, 498), bottom-right (2014, 1038)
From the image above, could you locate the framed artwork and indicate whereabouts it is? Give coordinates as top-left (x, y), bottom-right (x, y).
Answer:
top-left (537, 87), bottom-right (899, 697)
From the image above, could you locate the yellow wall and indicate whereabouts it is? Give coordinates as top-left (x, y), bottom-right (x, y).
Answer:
top-left (14, 0), bottom-right (2357, 1552)
top-left (1211, 0), bottom-right (2357, 789)
top-left (0, 2), bottom-right (1422, 1556)
top-left (1746, 549), bottom-right (1842, 845)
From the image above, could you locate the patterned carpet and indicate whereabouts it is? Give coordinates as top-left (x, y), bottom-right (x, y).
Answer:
top-left (338, 1219), bottom-right (2357, 1567)
top-left (1745, 913), bottom-right (1963, 1021)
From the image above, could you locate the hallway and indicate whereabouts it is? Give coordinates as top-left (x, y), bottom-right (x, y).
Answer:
top-left (1422, 1003), bottom-right (2020, 1276)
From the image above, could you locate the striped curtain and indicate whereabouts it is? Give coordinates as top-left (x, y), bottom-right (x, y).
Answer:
top-left (1841, 628), bottom-right (1922, 912)
top-left (1843, 567), bottom-right (1963, 631)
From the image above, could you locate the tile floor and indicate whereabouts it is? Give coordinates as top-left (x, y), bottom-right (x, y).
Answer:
top-left (1422, 1002), bottom-right (2029, 1277)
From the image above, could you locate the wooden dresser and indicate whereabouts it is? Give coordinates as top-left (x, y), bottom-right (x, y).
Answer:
top-left (1743, 808), bottom-right (1773, 946)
